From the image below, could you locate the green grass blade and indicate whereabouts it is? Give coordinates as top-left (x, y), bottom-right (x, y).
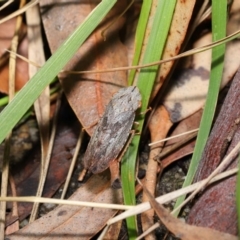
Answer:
top-left (121, 1), bottom-right (177, 238)
top-left (0, 0), bottom-right (117, 144)
top-left (128, 0), bottom-right (152, 85)
top-left (173, 0), bottom-right (227, 216)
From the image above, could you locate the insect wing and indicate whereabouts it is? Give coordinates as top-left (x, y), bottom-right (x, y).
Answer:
top-left (89, 111), bottom-right (135, 173)
top-left (83, 86), bottom-right (141, 174)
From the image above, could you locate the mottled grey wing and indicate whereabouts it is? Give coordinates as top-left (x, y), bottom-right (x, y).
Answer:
top-left (84, 107), bottom-right (135, 174)
top-left (83, 86), bottom-right (141, 174)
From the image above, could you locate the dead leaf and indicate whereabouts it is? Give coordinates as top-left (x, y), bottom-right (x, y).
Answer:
top-left (8, 174), bottom-right (122, 240)
top-left (163, 31), bottom-right (240, 123)
top-left (104, 221), bottom-right (122, 240)
top-left (124, 3), bottom-right (141, 68)
top-left (0, 16), bottom-right (28, 93)
top-left (160, 109), bottom-right (202, 168)
top-left (152, 0), bottom-right (196, 99)
top-left (141, 106), bottom-right (172, 235)
top-left (142, 181), bottom-right (237, 240)
top-left (40, 0), bottom-right (128, 136)
top-left (26, 4), bottom-right (50, 155)
top-left (6, 101), bottom-right (79, 225)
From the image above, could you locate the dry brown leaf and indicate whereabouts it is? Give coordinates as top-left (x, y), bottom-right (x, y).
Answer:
top-left (160, 109), bottom-right (202, 168)
top-left (26, 4), bottom-right (51, 222)
top-left (40, 0), bottom-right (128, 136)
top-left (5, 102), bottom-right (79, 226)
top-left (26, 4), bottom-right (49, 152)
top-left (152, 0), bottom-right (196, 99)
top-left (104, 221), bottom-right (122, 240)
top-left (133, 1), bottom-right (195, 94)
top-left (142, 182), bottom-right (237, 240)
top-left (124, 3), bottom-right (141, 68)
top-left (141, 106), bottom-right (172, 237)
top-left (163, 23), bottom-right (240, 123)
top-left (0, 16), bottom-right (28, 93)
top-left (8, 174), bottom-right (122, 240)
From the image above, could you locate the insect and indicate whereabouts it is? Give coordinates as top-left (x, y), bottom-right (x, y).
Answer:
top-left (82, 86), bottom-right (141, 183)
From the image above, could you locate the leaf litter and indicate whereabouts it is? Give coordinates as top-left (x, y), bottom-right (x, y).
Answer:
top-left (1, 1), bottom-right (240, 239)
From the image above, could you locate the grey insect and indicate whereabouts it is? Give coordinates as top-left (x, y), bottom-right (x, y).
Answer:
top-left (83, 86), bottom-right (142, 174)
